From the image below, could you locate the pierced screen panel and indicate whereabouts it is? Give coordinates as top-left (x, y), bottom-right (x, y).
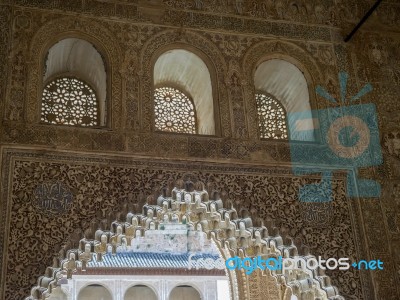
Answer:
top-left (256, 93), bottom-right (288, 139)
top-left (41, 77), bottom-right (99, 126)
top-left (154, 86), bottom-right (196, 134)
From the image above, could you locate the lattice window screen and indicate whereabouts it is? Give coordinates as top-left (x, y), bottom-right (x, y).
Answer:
top-left (256, 93), bottom-right (288, 139)
top-left (41, 77), bottom-right (98, 126)
top-left (154, 86), bottom-right (196, 134)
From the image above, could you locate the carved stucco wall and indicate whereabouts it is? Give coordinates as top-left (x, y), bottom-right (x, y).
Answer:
top-left (0, 0), bottom-right (399, 299)
top-left (1, 149), bottom-right (356, 300)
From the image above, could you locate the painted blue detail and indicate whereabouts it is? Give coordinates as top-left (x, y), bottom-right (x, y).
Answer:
top-left (350, 83), bottom-right (373, 102)
top-left (316, 85), bottom-right (337, 104)
top-left (87, 252), bottom-right (220, 269)
top-left (339, 71), bottom-right (348, 104)
top-left (289, 72), bottom-right (382, 200)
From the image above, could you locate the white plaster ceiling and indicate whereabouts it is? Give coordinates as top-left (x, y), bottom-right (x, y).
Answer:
top-left (154, 49), bottom-right (215, 135)
top-left (254, 59), bottom-right (315, 141)
top-left (44, 38), bottom-right (107, 126)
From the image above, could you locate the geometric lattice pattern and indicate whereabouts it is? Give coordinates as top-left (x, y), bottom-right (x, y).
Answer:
top-left (256, 93), bottom-right (288, 139)
top-left (41, 77), bottom-right (98, 126)
top-left (154, 87), bottom-right (196, 134)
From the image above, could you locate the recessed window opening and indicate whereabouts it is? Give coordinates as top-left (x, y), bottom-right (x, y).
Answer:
top-left (41, 38), bottom-right (107, 127)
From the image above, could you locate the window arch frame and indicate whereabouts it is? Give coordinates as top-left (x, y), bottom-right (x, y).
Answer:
top-left (255, 91), bottom-right (289, 140)
top-left (37, 34), bottom-right (112, 129)
top-left (41, 72), bottom-right (101, 127)
top-left (168, 284), bottom-right (203, 300)
top-left (124, 283), bottom-right (159, 300)
top-left (153, 84), bottom-right (199, 134)
top-left (77, 283), bottom-right (113, 300)
top-left (150, 44), bottom-right (221, 137)
top-left (252, 54), bottom-right (318, 111)
top-left (252, 55), bottom-right (321, 143)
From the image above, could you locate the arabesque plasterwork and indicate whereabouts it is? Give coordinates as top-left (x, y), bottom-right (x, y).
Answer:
top-left (1, 0), bottom-right (400, 299)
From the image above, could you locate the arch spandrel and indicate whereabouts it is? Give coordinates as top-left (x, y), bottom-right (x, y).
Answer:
top-left (139, 30), bottom-right (229, 137)
top-left (25, 178), bottom-right (343, 300)
top-left (242, 40), bottom-right (323, 140)
top-left (26, 17), bottom-right (122, 129)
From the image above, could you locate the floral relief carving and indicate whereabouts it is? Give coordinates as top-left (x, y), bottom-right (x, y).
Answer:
top-left (9, 0), bottom-right (398, 32)
top-left (0, 5), bottom-right (11, 114)
top-left (1, 150), bottom-right (361, 299)
top-left (227, 59), bottom-right (248, 138)
top-left (352, 32), bottom-right (400, 86)
top-left (24, 175), bottom-right (348, 300)
top-left (0, 1), bottom-right (399, 299)
top-left (162, 0), bottom-right (368, 27)
top-left (384, 130), bottom-right (400, 160)
top-left (206, 33), bottom-right (259, 58)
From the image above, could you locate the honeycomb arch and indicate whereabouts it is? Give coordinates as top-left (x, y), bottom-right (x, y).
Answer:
top-left (25, 178), bottom-right (344, 300)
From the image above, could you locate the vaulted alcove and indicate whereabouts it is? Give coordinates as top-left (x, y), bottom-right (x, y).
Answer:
top-left (153, 49), bottom-right (215, 135)
top-left (42, 38), bottom-right (107, 127)
top-left (254, 59), bottom-right (315, 141)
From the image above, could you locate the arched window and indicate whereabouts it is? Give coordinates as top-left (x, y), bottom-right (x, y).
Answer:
top-left (153, 49), bottom-right (215, 135)
top-left (41, 38), bottom-right (107, 127)
top-left (254, 59), bottom-right (315, 141)
top-left (41, 77), bottom-right (98, 126)
top-left (124, 285), bottom-right (157, 300)
top-left (169, 285), bottom-right (201, 300)
top-left (78, 284), bottom-right (112, 300)
top-left (256, 93), bottom-right (288, 139)
top-left (154, 86), bottom-right (196, 134)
